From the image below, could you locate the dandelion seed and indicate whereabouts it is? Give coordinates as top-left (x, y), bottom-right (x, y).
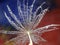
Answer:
top-left (1, 0), bottom-right (60, 45)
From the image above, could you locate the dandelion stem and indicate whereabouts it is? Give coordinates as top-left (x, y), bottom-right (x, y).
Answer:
top-left (27, 31), bottom-right (33, 45)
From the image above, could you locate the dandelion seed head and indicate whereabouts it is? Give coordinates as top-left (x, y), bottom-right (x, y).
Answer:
top-left (2, 0), bottom-right (60, 45)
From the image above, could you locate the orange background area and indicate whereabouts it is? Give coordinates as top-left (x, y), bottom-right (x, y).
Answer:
top-left (37, 8), bottom-right (60, 45)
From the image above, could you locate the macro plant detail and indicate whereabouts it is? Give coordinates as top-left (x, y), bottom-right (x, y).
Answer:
top-left (0, 0), bottom-right (60, 45)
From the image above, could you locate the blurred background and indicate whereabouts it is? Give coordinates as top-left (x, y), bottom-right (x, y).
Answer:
top-left (0, 0), bottom-right (60, 45)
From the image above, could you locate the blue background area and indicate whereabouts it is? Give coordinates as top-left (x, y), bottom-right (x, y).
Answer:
top-left (0, 0), bottom-right (50, 26)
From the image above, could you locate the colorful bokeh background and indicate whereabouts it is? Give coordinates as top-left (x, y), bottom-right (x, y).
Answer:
top-left (0, 0), bottom-right (60, 45)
